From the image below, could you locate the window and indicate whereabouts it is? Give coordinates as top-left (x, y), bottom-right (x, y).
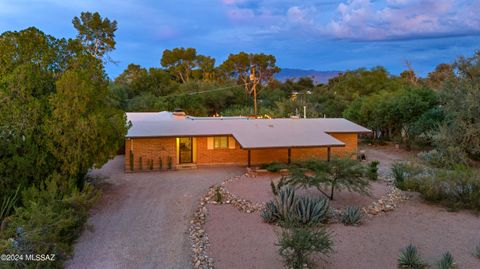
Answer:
top-left (214, 136), bottom-right (228, 149)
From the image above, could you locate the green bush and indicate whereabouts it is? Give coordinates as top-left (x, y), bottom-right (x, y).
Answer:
top-left (0, 174), bottom-right (98, 268)
top-left (1, 185), bottom-right (20, 223)
top-left (341, 206), bottom-right (362, 226)
top-left (262, 162), bottom-right (288, 172)
top-left (277, 227), bottom-right (333, 269)
top-left (398, 244), bottom-right (427, 269)
top-left (367, 160), bottom-right (379, 181)
top-left (436, 251), bottom-right (455, 269)
top-left (418, 166), bottom-right (480, 210)
top-left (418, 147), bottom-right (469, 169)
top-left (391, 162), bottom-right (426, 191)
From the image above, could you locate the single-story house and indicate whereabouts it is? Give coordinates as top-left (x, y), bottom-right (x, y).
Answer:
top-left (125, 111), bottom-right (370, 171)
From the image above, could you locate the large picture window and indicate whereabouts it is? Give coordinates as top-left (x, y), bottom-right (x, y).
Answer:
top-left (214, 136), bottom-right (228, 149)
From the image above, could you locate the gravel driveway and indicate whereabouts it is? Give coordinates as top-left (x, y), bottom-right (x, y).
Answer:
top-left (67, 156), bottom-right (244, 269)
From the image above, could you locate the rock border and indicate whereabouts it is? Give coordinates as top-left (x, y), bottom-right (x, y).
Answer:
top-left (189, 173), bottom-right (410, 268)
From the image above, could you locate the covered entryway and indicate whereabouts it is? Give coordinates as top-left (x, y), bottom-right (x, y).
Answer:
top-left (178, 137), bottom-right (193, 164)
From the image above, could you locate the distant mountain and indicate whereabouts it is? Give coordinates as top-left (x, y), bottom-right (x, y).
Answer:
top-left (275, 68), bottom-right (340, 84)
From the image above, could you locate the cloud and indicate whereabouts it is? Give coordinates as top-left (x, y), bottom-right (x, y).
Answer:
top-left (324, 0), bottom-right (480, 41)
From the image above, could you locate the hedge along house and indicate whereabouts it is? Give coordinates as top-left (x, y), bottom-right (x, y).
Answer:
top-left (125, 111), bottom-right (370, 171)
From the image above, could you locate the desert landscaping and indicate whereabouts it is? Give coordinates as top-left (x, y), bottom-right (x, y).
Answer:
top-left (190, 145), bottom-right (480, 269)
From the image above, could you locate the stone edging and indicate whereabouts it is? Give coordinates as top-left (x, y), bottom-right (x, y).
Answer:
top-left (362, 186), bottom-right (410, 216)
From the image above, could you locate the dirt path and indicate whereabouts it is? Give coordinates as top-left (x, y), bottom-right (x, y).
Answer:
top-left (361, 144), bottom-right (419, 176)
top-left (67, 156), bottom-right (244, 269)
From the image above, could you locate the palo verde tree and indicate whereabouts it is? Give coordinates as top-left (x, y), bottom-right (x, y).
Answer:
top-left (282, 159), bottom-right (370, 200)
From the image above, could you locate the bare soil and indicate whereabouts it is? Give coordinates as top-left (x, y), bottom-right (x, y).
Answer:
top-left (206, 145), bottom-right (480, 269)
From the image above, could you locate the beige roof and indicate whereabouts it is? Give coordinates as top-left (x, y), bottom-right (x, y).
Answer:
top-left (126, 112), bottom-right (370, 149)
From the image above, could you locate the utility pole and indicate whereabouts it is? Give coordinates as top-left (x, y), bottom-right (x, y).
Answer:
top-left (250, 66), bottom-right (257, 116)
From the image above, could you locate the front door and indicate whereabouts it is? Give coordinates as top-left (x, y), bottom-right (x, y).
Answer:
top-left (179, 137), bottom-right (193, 164)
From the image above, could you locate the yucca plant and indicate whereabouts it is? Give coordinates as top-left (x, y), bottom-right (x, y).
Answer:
top-left (295, 196), bottom-right (329, 225)
top-left (436, 251), bottom-right (455, 269)
top-left (398, 244), bottom-right (427, 269)
top-left (261, 201), bottom-right (279, 223)
top-left (341, 205), bottom-right (362, 226)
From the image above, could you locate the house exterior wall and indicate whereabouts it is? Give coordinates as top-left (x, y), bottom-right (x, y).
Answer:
top-left (124, 132), bottom-right (359, 171)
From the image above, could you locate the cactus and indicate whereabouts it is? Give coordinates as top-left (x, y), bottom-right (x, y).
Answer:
top-left (167, 156), bottom-right (173, 169)
top-left (129, 150), bottom-right (134, 171)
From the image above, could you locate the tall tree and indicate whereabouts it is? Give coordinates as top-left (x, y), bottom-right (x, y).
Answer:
top-left (160, 47), bottom-right (198, 83)
top-left (72, 11), bottom-right (117, 60)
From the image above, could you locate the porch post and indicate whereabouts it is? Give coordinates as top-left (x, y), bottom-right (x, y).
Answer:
top-left (287, 148), bottom-right (291, 164)
top-left (248, 149), bottom-right (251, 167)
top-left (327, 147), bottom-right (331, 162)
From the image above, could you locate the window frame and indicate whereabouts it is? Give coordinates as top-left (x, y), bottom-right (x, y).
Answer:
top-left (213, 136), bottom-right (229, 149)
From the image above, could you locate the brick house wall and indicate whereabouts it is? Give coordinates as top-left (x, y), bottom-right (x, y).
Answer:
top-left (124, 132), bottom-right (359, 171)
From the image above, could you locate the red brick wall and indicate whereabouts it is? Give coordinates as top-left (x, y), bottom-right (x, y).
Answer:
top-left (124, 132), bottom-right (359, 170)
top-left (196, 136), bottom-right (247, 165)
top-left (125, 137), bottom-right (176, 171)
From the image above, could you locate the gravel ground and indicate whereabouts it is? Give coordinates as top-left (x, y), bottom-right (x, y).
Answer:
top-left (206, 146), bottom-right (480, 269)
top-left (67, 156), bottom-right (244, 269)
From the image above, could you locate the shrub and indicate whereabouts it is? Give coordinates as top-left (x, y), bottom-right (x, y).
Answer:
top-left (139, 156), bottom-right (143, 170)
top-left (149, 159), bottom-right (153, 170)
top-left (0, 174), bottom-right (98, 268)
top-left (213, 186), bottom-right (223, 203)
top-left (1, 185), bottom-right (20, 223)
top-left (277, 227), bottom-right (333, 269)
top-left (474, 244), bottom-right (480, 259)
top-left (436, 251), bottom-right (455, 269)
top-left (167, 156), bottom-right (173, 169)
top-left (129, 150), bottom-right (134, 171)
top-left (295, 196), bottom-right (330, 226)
top-left (159, 157), bottom-right (163, 170)
top-left (367, 160), bottom-right (380, 181)
top-left (418, 147), bottom-right (469, 169)
top-left (261, 201), bottom-right (279, 223)
top-left (398, 244), bottom-right (427, 269)
top-left (419, 166), bottom-right (480, 210)
top-left (341, 205), bottom-right (362, 226)
top-left (391, 162), bottom-right (426, 191)
top-left (262, 162), bottom-right (288, 172)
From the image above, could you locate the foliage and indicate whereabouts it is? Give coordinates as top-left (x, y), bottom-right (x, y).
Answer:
top-left (417, 147), bottom-right (469, 169)
top-left (159, 157), bottom-right (163, 170)
top-left (72, 11), bottom-right (117, 60)
top-left (341, 206), bottom-right (362, 226)
top-left (474, 244), bottom-right (480, 259)
top-left (263, 187), bottom-right (330, 227)
top-left (398, 244), bottom-right (427, 269)
top-left (261, 201), bottom-right (279, 224)
top-left (367, 160), bottom-right (379, 181)
top-left (436, 251), bottom-right (455, 269)
top-left (261, 162), bottom-right (288, 172)
top-left (0, 175), bottom-right (98, 268)
top-left (1, 186), bottom-right (20, 232)
top-left (277, 227), bottom-right (333, 269)
top-left (213, 186), bottom-right (223, 203)
top-left (284, 159), bottom-right (370, 200)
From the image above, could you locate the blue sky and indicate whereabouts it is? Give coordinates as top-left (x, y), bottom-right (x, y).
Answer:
top-left (1, 0), bottom-right (479, 78)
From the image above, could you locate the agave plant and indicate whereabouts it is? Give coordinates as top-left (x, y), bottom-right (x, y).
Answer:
top-left (274, 186), bottom-right (297, 223)
top-left (261, 201), bottom-right (279, 223)
top-left (295, 196), bottom-right (329, 225)
top-left (398, 244), bottom-right (427, 269)
top-left (341, 205), bottom-right (362, 226)
top-left (436, 251), bottom-right (455, 269)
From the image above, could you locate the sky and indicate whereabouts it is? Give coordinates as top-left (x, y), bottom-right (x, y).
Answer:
top-left (1, 0), bottom-right (479, 78)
